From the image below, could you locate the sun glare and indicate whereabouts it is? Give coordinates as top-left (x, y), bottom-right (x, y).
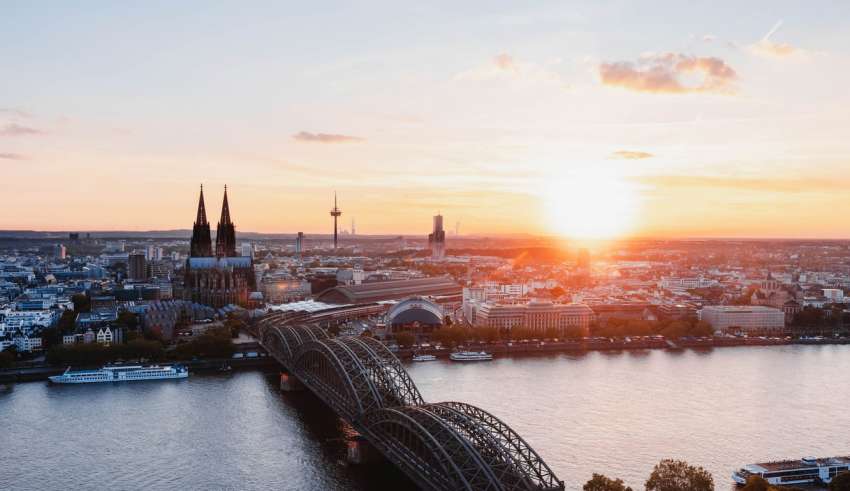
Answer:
top-left (543, 169), bottom-right (640, 239)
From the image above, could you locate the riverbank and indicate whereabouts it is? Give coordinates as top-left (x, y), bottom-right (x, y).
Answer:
top-left (395, 335), bottom-right (850, 360)
top-left (0, 356), bottom-right (277, 383)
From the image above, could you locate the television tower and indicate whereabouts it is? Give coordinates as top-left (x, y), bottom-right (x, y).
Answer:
top-left (330, 192), bottom-right (342, 249)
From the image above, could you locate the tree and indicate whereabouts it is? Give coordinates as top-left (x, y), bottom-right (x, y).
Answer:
top-left (115, 311), bottom-right (139, 330)
top-left (583, 473), bottom-right (632, 491)
top-left (645, 459), bottom-right (714, 491)
top-left (831, 472), bottom-right (850, 491)
top-left (742, 476), bottom-right (771, 491)
top-left (41, 327), bottom-right (62, 349)
top-left (395, 331), bottom-right (415, 348)
top-left (0, 350), bottom-right (14, 369)
top-left (58, 310), bottom-right (76, 332)
top-left (71, 293), bottom-right (90, 313)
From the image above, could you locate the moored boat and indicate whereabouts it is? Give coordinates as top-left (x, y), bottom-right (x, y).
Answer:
top-left (412, 354), bottom-right (437, 362)
top-left (733, 456), bottom-right (850, 486)
top-left (449, 351), bottom-right (493, 362)
top-left (49, 364), bottom-right (189, 384)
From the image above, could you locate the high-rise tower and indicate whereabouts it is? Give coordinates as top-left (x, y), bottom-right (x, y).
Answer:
top-left (215, 185), bottom-right (237, 257)
top-left (190, 185), bottom-right (213, 257)
top-left (428, 213), bottom-right (446, 260)
top-left (330, 192), bottom-right (342, 249)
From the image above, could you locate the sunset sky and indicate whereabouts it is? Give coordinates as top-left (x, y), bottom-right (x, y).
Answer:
top-left (2, 1), bottom-right (850, 238)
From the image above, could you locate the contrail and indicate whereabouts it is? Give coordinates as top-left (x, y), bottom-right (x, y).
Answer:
top-left (763, 20), bottom-right (783, 41)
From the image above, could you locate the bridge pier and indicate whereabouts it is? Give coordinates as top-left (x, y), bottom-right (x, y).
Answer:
top-left (279, 372), bottom-right (304, 392)
top-left (347, 435), bottom-right (381, 464)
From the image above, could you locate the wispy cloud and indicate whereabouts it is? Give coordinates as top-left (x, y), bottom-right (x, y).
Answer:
top-left (599, 53), bottom-right (737, 94)
top-left (611, 150), bottom-right (654, 160)
top-left (635, 174), bottom-right (849, 193)
top-left (749, 20), bottom-right (799, 58)
top-left (0, 108), bottom-right (31, 118)
top-left (0, 152), bottom-right (26, 160)
top-left (292, 131), bottom-right (363, 143)
top-left (455, 53), bottom-right (569, 88)
top-left (0, 123), bottom-right (44, 136)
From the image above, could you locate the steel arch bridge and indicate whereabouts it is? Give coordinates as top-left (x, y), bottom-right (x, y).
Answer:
top-left (257, 314), bottom-right (564, 491)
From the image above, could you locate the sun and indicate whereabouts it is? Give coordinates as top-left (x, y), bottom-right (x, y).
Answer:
top-left (542, 169), bottom-right (640, 239)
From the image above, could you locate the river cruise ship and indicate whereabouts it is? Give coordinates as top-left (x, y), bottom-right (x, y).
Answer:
top-left (733, 456), bottom-right (850, 486)
top-left (412, 354), bottom-right (437, 362)
top-left (450, 351), bottom-right (493, 362)
top-left (49, 364), bottom-right (189, 384)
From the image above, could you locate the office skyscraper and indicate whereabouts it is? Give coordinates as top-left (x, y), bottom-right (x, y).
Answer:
top-left (128, 253), bottom-right (147, 280)
top-left (296, 232), bottom-right (304, 256)
top-left (428, 214), bottom-right (446, 260)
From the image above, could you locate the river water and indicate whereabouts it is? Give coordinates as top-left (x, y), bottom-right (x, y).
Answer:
top-left (2, 345), bottom-right (848, 490)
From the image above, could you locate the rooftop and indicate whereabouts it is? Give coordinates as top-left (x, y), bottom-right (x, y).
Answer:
top-left (316, 276), bottom-right (461, 304)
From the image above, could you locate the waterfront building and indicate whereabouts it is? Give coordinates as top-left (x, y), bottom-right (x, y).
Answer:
top-left (699, 305), bottom-right (785, 335)
top-left (475, 300), bottom-right (595, 335)
top-left (590, 303), bottom-right (655, 323)
top-left (428, 214), bottom-right (446, 260)
top-left (658, 303), bottom-right (698, 321)
top-left (13, 334), bottom-right (42, 352)
top-left (96, 326), bottom-right (122, 345)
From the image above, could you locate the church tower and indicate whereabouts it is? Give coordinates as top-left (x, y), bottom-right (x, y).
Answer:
top-left (215, 185), bottom-right (237, 257)
top-left (189, 185), bottom-right (213, 257)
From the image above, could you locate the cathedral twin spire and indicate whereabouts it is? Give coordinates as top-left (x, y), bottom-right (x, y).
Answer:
top-left (190, 185), bottom-right (237, 258)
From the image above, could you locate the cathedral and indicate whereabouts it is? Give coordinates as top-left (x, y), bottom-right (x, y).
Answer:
top-left (183, 185), bottom-right (255, 308)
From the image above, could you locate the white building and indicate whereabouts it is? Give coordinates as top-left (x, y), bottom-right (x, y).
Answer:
top-left (241, 242), bottom-right (254, 258)
top-left (823, 289), bottom-right (844, 303)
top-left (13, 335), bottom-right (43, 352)
top-left (96, 327), bottom-right (114, 345)
top-left (698, 306), bottom-right (785, 335)
top-left (476, 301), bottom-right (595, 335)
top-left (660, 276), bottom-right (717, 290)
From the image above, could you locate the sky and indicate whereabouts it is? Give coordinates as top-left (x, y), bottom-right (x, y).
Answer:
top-left (2, 1), bottom-right (850, 238)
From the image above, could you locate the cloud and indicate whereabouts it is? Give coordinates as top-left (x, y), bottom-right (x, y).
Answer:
top-left (599, 52), bottom-right (737, 94)
top-left (455, 53), bottom-right (569, 88)
top-left (702, 35), bottom-right (716, 43)
top-left (292, 131), bottom-right (363, 143)
top-left (493, 53), bottom-right (517, 71)
top-left (635, 174), bottom-right (849, 193)
top-left (0, 108), bottom-right (31, 118)
top-left (611, 150), bottom-right (654, 160)
top-left (749, 20), bottom-right (799, 57)
top-left (0, 152), bottom-right (26, 160)
top-left (0, 123), bottom-right (44, 136)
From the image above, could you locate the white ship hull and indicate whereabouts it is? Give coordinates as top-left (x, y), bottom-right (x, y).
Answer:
top-left (450, 352), bottom-right (493, 362)
top-left (49, 365), bottom-right (190, 384)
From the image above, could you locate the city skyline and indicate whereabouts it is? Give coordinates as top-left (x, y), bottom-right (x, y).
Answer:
top-left (2, 2), bottom-right (850, 238)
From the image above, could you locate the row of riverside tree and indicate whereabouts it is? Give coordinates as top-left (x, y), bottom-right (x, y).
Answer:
top-left (585, 460), bottom-right (850, 491)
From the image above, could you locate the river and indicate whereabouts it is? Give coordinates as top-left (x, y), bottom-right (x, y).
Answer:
top-left (2, 345), bottom-right (848, 490)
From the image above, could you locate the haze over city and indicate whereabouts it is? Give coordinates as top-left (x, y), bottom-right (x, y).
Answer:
top-left (3, 1), bottom-right (850, 238)
top-left (5, 4), bottom-right (850, 491)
